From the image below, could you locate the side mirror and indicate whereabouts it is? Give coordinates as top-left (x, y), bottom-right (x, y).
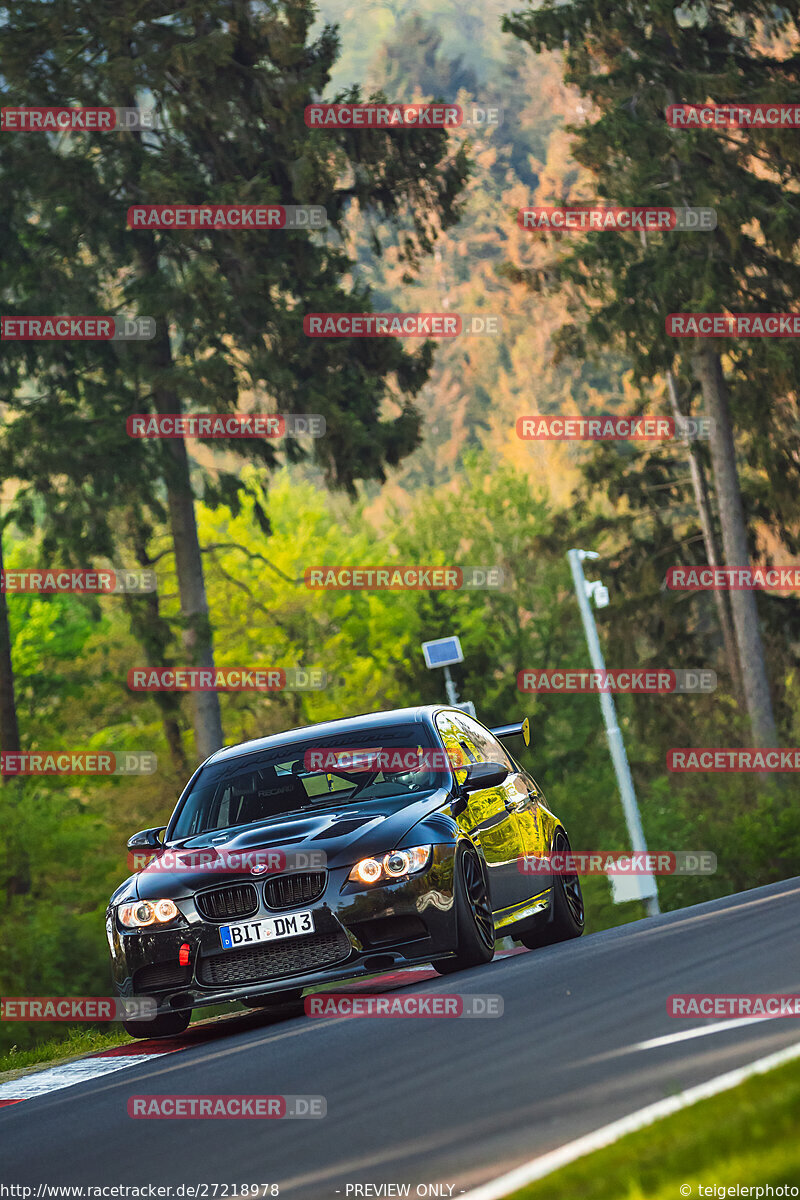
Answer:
top-left (127, 827), bottom-right (166, 852)
top-left (461, 761), bottom-right (509, 794)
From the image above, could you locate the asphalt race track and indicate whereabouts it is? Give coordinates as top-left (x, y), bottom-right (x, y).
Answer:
top-left (2, 878), bottom-right (800, 1197)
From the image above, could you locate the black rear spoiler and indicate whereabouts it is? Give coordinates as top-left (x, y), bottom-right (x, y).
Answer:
top-left (491, 717), bottom-right (530, 747)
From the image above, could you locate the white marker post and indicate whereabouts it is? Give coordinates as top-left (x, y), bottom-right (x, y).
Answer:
top-left (567, 549), bottom-right (659, 916)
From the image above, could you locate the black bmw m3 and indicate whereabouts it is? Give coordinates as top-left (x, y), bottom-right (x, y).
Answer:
top-left (107, 705), bottom-right (584, 1037)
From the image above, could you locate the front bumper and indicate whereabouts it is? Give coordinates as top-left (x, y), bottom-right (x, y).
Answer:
top-left (107, 844), bottom-right (459, 1014)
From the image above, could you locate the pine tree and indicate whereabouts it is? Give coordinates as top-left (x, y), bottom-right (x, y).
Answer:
top-left (0, 0), bottom-right (469, 760)
top-left (504, 0), bottom-right (800, 746)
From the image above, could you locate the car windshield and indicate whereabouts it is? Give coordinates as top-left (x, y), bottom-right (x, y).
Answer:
top-left (169, 722), bottom-right (450, 839)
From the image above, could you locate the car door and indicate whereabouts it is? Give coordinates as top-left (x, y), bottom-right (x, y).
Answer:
top-left (435, 710), bottom-right (527, 915)
top-left (505, 758), bottom-right (555, 900)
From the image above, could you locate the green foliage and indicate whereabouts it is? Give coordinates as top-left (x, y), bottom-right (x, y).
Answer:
top-left (1, 0), bottom-right (799, 1065)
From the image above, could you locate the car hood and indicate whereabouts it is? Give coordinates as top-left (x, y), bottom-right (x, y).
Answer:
top-left (129, 787), bottom-right (452, 900)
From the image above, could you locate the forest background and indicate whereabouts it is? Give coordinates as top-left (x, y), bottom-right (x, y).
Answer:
top-left (1, 0), bottom-right (798, 1053)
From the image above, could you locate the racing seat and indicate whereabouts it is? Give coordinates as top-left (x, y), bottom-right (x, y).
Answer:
top-left (235, 767), bottom-right (309, 822)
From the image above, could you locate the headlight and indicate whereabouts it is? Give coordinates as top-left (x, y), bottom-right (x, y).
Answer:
top-left (118, 899), bottom-right (180, 928)
top-left (348, 846), bottom-right (432, 885)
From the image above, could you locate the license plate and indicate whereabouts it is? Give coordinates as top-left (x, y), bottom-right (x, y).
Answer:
top-left (219, 910), bottom-right (314, 950)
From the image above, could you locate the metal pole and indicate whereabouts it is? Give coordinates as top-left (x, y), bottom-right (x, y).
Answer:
top-left (567, 548), bottom-right (660, 916)
top-left (442, 665), bottom-right (459, 707)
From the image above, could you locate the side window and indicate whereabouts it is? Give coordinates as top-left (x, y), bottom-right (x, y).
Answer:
top-left (520, 768), bottom-right (544, 802)
top-left (455, 714), bottom-right (515, 771)
top-left (434, 712), bottom-right (474, 772)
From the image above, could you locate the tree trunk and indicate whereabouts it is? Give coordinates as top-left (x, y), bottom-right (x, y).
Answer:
top-left (665, 369), bottom-right (743, 707)
top-left (123, 509), bottom-right (189, 778)
top-left (0, 513), bottom-right (21, 781)
top-left (114, 79), bottom-right (224, 765)
top-left (134, 244), bottom-right (225, 763)
top-left (691, 345), bottom-right (778, 747)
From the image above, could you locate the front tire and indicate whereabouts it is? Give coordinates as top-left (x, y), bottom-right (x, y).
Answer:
top-left (123, 1009), bottom-right (190, 1039)
top-left (519, 830), bottom-right (584, 949)
top-left (432, 848), bottom-right (495, 975)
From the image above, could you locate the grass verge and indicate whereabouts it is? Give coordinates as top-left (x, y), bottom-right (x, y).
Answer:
top-left (0, 1027), bottom-right (136, 1077)
top-left (507, 1053), bottom-right (800, 1200)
